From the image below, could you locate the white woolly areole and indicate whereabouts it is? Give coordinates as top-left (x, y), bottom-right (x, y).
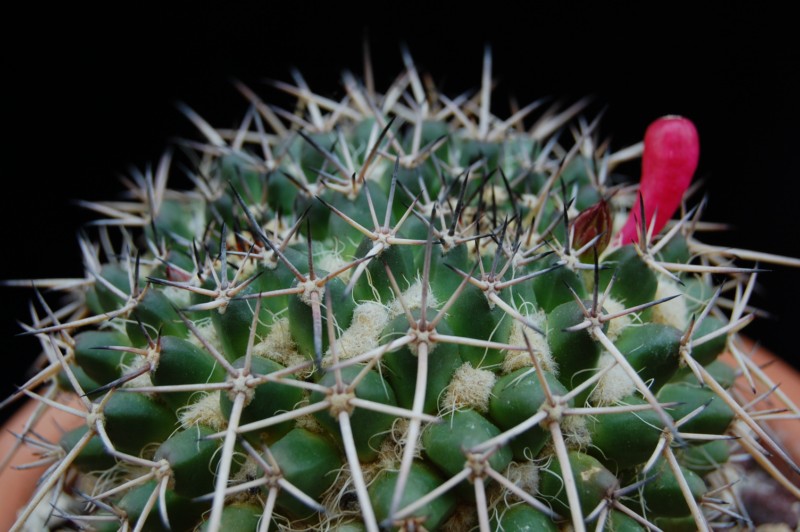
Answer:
top-left (651, 278), bottom-right (688, 331)
top-left (503, 462), bottom-right (540, 502)
top-left (178, 391), bottom-right (226, 431)
top-left (502, 310), bottom-right (555, 375)
top-left (519, 193), bottom-right (538, 211)
top-left (297, 279), bottom-right (325, 306)
top-left (120, 357), bottom-right (153, 391)
top-left (322, 461), bottom-right (372, 519)
top-left (589, 352), bottom-right (636, 405)
top-left (327, 301), bottom-right (389, 361)
top-left (253, 317), bottom-right (305, 369)
top-left (479, 184), bottom-right (509, 204)
top-left (160, 285), bottom-right (192, 309)
top-left (295, 410), bottom-right (325, 434)
top-left (230, 454), bottom-right (259, 484)
top-left (223, 232), bottom-right (259, 278)
top-left (602, 297), bottom-right (632, 341)
top-left (471, 236), bottom-right (498, 259)
top-left (561, 414), bottom-right (590, 450)
top-left (316, 243), bottom-right (351, 283)
top-left (237, 257), bottom-right (260, 280)
top-left (388, 278), bottom-right (438, 317)
top-left (187, 317), bottom-right (224, 354)
top-left (375, 418), bottom-right (415, 472)
top-left (442, 362), bottom-right (496, 413)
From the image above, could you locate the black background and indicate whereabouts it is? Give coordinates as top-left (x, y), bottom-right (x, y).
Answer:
top-left (3, 3), bottom-right (799, 420)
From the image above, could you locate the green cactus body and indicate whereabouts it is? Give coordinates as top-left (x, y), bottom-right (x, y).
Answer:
top-left (4, 50), bottom-right (800, 532)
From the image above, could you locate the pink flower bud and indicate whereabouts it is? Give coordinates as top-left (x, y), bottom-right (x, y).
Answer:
top-left (618, 116), bottom-right (700, 244)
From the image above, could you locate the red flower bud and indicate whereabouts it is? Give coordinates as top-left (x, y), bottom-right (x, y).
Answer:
top-left (618, 116), bottom-right (700, 245)
top-left (572, 199), bottom-right (612, 262)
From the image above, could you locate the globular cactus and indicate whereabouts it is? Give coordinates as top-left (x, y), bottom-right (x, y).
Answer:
top-left (3, 48), bottom-right (800, 532)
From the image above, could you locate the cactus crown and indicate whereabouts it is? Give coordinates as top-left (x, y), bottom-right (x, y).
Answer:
top-left (3, 48), bottom-right (800, 532)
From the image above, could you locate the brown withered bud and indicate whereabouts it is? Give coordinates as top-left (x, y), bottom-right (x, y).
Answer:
top-left (571, 199), bottom-right (612, 262)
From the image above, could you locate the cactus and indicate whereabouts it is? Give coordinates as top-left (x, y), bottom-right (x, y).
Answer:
top-left (3, 48), bottom-right (800, 531)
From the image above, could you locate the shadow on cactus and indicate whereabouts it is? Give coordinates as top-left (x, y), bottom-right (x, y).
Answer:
top-left (2, 47), bottom-right (800, 532)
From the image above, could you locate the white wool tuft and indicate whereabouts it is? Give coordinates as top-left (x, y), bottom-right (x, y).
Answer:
top-left (327, 302), bottom-right (389, 361)
top-left (316, 243), bottom-right (352, 283)
top-left (651, 278), bottom-right (688, 331)
top-left (589, 352), bottom-right (636, 405)
top-left (442, 362), bottom-right (496, 413)
top-left (120, 357), bottom-right (153, 391)
top-left (602, 297), bottom-right (632, 341)
top-left (178, 391), bottom-right (226, 431)
top-left (160, 285), bottom-right (192, 309)
top-left (253, 317), bottom-right (305, 369)
top-left (502, 310), bottom-right (555, 375)
top-left (503, 461), bottom-right (539, 499)
top-left (388, 278), bottom-right (438, 317)
top-left (187, 317), bottom-right (224, 354)
top-left (295, 411), bottom-right (325, 434)
top-left (561, 414), bottom-right (591, 450)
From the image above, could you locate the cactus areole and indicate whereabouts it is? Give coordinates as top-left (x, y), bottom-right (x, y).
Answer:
top-left (3, 50), bottom-right (799, 532)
